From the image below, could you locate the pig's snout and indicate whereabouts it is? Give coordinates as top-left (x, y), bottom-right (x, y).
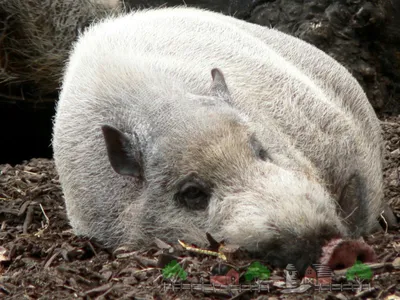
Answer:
top-left (223, 171), bottom-right (377, 276)
top-left (321, 238), bottom-right (377, 271)
top-left (249, 236), bottom-right (376, 276)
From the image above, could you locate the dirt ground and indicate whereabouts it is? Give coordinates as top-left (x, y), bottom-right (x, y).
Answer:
top-left (0, 113), bottom-right (399, 300)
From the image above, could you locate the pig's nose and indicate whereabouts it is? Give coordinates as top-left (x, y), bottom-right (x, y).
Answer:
top-left (322, 239), bottom-right (377, 270)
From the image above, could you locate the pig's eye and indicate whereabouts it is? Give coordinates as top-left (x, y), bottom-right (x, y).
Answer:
top-left (250, 135), bottom-right (269, 161)
top-left (179, 182), bottom-right (210, 210)
top-left (257, 148), bottom-right (268, 161)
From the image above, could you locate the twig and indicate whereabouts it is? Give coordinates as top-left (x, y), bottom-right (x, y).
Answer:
top-left (380, 210), bottom-right (389, 234)
top-left (44, 250), bottom-right (61, 269)
top-left (85, 241), bottom-right (98, 257)
top-left (354, 287), bottom-right (376, 298)
top-left (34, 203), bottom-right (50, 237)
top-left (22, 204), bottom-right (34, 234)
top-left (178, 239), bottom-right (227, 261)
top-left (18, 200), bottom-right (31, 216)
top-left (82, 283), bottom-right (113, 297)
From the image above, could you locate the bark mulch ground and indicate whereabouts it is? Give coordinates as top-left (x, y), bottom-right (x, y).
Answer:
top-left (0, 113), bottom-right (399, 300)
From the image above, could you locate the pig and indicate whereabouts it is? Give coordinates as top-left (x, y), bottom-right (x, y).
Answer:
top-left (0, 0), bottom-right (121, 95)
top-left (52, 6), bottom-right (389, 274)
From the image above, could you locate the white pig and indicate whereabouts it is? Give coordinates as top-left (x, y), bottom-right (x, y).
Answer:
top-left (52, 7), bottom-right (386, 274)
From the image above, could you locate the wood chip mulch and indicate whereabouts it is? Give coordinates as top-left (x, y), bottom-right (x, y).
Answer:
top-left (0, 113), bottom-right (399, 300)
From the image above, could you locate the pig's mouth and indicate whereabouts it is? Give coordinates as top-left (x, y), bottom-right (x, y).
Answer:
top-left (320, 238), bottom-right (377, 270)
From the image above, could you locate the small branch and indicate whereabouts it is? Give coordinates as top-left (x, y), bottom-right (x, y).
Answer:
top-left (22, 204), bottom-right (34, 234)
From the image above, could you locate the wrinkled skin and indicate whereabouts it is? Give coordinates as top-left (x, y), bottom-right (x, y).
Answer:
top-left (53, 7), bottom-right (388, 274)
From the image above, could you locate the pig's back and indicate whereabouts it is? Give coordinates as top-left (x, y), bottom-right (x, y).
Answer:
top-left (65, 6), bottom-right (379, 139)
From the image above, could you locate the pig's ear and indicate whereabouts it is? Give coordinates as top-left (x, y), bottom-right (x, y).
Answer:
top-left (210, 68), bottom-right (232, 104)
top-left (338, 174), bottom-right (366, 227)
top-left (101, 124), bottom-right (143, 178)
top-left (338, 174), bottom-right (398, 231)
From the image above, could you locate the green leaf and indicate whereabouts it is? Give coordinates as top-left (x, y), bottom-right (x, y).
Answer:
top-left (346, 260), bottom-right (373, 281)
top-left (178, 269), bottom-right (187, 280)
top-left (162, 260), bottom-right (187, 280)
top-left (244, 262), bottom-right (271, 281)
top-left (245, 272), bottom-right (255, 282)
top-left (259, 271), bottom-right (271, 280)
